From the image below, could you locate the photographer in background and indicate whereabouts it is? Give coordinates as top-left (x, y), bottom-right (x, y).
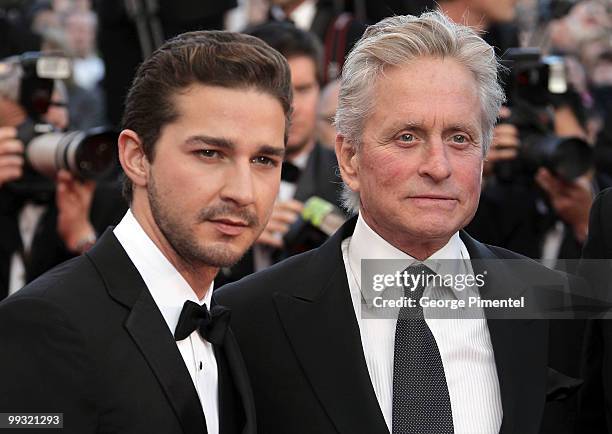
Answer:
top-left (62, 7), bottom-right (107, 130)
top-left (437, 0), bottom-right (520, 56)
top-left (0, 53), bottom-right (125, 299)
top-left (464, 48), bottom-right (608, 434)
top-left (467, 50), bottom-right (606, 262)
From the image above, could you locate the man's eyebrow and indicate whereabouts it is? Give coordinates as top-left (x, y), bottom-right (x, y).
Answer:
top-left (185, 135), bottom-right (235, 149)
top-left (185, 135), bottom-right (285, 157)
top-left (257, 145), bottom-right (285, 158)
top-left (380, 121), bottom-right (426, 138)
top-left (385, 121), bottom-right (425, 131)
top-left (444, 123), bottom-right (481, 137)
top-left (382, 121), bottom-right (481, 136)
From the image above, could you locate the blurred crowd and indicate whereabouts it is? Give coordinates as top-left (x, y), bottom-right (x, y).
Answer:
top-left (1, 0), bottom-right (608, 268)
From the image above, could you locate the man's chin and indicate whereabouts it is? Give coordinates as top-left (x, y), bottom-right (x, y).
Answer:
top-left (197, 242), bottom-right (250, 269)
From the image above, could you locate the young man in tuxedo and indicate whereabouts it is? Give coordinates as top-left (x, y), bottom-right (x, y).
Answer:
top-left (217, 11), bottom-right (580, 434)
top-left (0, 31), bottom-right (292, 434)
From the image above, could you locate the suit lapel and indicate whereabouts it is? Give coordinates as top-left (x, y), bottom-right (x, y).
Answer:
top-left (461, 231), bottom-right (549, 434)
top-left (215, 330), bottom-right (256, 434)
top-left (273, 217), bottom-right (389, 434)
top-left (86, 230), bottom-right (207, 434)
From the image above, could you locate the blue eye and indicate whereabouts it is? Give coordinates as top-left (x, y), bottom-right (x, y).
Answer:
top-left (399, 134), bottom-right (414, 142)
top-left (453, 135), bottom-right (467, 143)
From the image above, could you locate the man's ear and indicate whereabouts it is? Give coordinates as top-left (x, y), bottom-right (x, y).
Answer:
top-left (118, 129), bottom-right (149, 189)
top-left (335, 133), bottom-right (360, 193)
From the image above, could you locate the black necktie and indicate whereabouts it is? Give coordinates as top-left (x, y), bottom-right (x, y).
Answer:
top-left (281, 161), bottom-right (302, 183)
top-left (392, 264), bottom-right (454, 434)
top-left (174, 300), bottom-right (231, 346)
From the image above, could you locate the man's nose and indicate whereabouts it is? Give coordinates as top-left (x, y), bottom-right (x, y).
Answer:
top-left (219, 161), bottom-right (256, 207)
top-left (417, 139), bottom-right (452, 182)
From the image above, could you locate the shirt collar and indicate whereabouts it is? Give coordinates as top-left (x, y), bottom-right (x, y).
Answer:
top-left (289, 149), bottom-right (309, 170)
top-left (289, 0), bottom-right (317, 30)
top-left (113, 209), bottom-right (213, 335)
top-left (270, 0), bottom-right (316, 30)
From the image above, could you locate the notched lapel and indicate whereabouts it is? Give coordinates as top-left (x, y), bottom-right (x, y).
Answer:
top-left (88, 231), bottom-right (206, 434)
top-left (273, 262), bottom-right (389, 434)
top-left (125, 289), bottom-right (207, 434)
top-left (486, 317), bottom-right (548, 434)
top-left (217, 330), bottom-right (256, 434)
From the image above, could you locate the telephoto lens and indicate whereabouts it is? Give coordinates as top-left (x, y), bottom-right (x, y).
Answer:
top-left (24, 126), bottom-right (118, 180)
top-left (522, 135), bottom-right (594, 181)
top-left (5, 123), bottom-right (118, 203)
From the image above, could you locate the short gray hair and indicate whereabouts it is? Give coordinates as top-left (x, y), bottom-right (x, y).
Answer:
top-left (335, 10), bottom-right (505, 213)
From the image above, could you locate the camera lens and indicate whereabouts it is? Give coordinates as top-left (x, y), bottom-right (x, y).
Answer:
top-left (26, 127), bottom-right (118, 180)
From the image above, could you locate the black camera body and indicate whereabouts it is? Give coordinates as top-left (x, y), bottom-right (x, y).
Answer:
top-left (496, 47), bottom-right (593, 182)
top-left (0, 52), bottom-right (118, 201)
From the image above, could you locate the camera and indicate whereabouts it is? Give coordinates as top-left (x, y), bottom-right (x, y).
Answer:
top-left (496, 47), bottom-right (593, 182)
top-left (0, 52), bottom-right (118, 199)
top-left (280, 196), bottom-right (347, 259)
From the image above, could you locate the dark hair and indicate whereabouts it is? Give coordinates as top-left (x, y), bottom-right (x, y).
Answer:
top-left (245, 21), bottom-right (323, 84)
top-left (121, 30), bottom-right (292, 201)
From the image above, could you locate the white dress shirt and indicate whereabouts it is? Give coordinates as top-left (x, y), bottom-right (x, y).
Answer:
top-left (288, 0), bottom-right (317, 31)
top-left (342, 214), bottom-right (503, 433)
top-left (8, 202), bottom-right (47, 295)
top-left (72, 56), bottom-right (105, 90)
top-left (114, 210), bottom-right (218, 434)
top-left (270, 0), bottom-right (317, 30)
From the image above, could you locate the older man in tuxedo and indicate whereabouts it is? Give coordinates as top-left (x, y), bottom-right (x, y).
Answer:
top-left (216, 11), bottom-right (578, 434)
top-left (0, 31), bottom-right (292, 433)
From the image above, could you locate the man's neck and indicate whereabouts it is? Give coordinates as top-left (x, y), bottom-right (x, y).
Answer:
top-left (438, 2), bottom-right (488, 31)
top-left (130, 201), bottom-right (217, 300)
top-left (361, 211), bottom-right (452, 261)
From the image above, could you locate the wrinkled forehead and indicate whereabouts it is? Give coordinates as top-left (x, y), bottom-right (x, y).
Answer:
top-left (368, 60), bottom-right (483, 124)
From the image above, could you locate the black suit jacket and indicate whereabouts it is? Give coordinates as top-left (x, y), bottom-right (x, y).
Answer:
top-left (0, 230), bottom-right (255, 434)
top-left (577, 187), bottom-right (612, 433)
top-left (216, 216), bottom-right (580, 434)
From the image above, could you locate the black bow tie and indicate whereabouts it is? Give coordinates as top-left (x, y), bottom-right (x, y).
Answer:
top-left (174, 300), bottom-right (231, 345)
top-left (281, 161), bottom-right (302, 183)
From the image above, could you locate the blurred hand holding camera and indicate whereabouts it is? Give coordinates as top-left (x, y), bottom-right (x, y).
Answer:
top-left (55, 169), bottom-right (95, 253)
top-left (0, 126), bottom-right (24, 187)
top-left (484, 106), bottom-right (520, 177)
top-left (256, 199), bottom-right (304, 249)
top-left (536, 167), bottom-right (593, 243)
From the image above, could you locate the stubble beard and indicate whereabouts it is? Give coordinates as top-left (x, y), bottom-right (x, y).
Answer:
top-left (147, 175), bottom-right (257, 269)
